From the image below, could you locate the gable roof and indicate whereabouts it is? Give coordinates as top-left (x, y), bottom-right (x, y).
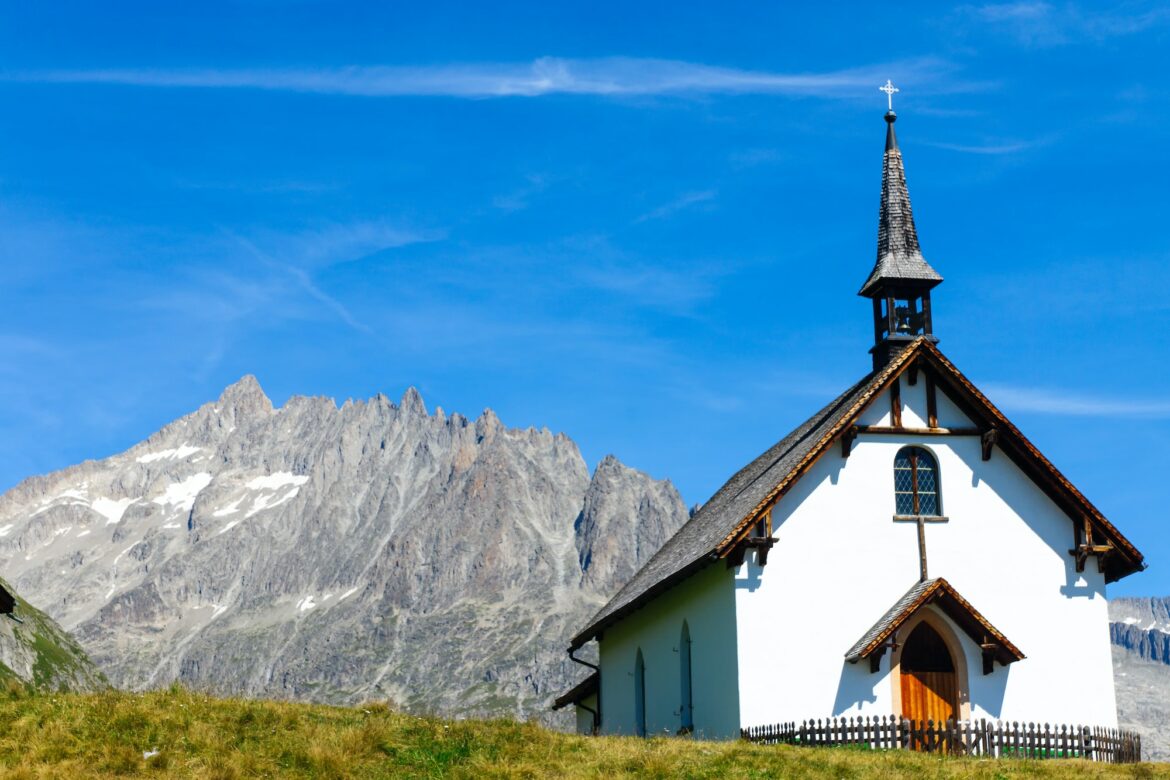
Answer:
top-left (552, 671), bottom-right (599, 710)
top-left (844, 577), bottom-right (1024, 667)
top-left (568, 338), bottom-right (1145, 650)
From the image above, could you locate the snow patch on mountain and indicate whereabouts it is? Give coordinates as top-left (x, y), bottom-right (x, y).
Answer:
top-left (246, 473), bottom-right (308, 492)
top-left (137, 445), bottom-right (204, 464)
top-left (93, 497), bottom-right (137, 525)
top-left (152, 473), bottom-right (212, 512)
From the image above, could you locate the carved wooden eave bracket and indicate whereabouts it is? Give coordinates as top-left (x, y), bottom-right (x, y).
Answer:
top-left (1069, 516), bottom-right (1115, 574)
top-left (980, 638), bottom-right (1004, 676)
top-left (868, 639), bottom-right (899, 673)
top-left (981, 427), bottom-right (999, 461)
top-left (726, 536), bottom-right (776, 568)
top-left (840, 426), bottom-right (859, 458)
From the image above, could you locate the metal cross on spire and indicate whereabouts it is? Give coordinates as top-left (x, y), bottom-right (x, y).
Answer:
top-left (880, 79), bottom-right (899, 111)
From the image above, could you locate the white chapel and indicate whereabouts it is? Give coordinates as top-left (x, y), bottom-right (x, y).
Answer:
top-left (555, 99), bottom-right (1145, 740)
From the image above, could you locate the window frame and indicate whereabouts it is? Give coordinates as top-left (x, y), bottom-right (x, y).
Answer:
top-left (894, 446), bottom-right (941, 516)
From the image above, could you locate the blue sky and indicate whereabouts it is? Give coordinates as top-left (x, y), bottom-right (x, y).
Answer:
top-left (1, 2), bottom-right (1168, 596)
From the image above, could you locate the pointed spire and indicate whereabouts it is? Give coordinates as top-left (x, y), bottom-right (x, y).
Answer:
top-left (858, 110), bottom-right (943, 297)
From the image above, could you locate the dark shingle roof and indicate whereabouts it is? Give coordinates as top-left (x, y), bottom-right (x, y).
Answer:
top-left (844, 577), bottom-right (1024, 666)
top-left (858, 113), bottom-right (943, 297)
top-left (567, 338), bottom-right (1146, 650)
top-left (844, 578), bottom-right (938, 662)
top-left (569, 367), bottom-right (889, 649)
top-left (552, 671), bottom-right (598, 710)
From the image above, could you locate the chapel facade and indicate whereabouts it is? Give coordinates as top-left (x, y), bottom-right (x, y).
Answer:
top-left (555, 103), bottom-right (1145, 740)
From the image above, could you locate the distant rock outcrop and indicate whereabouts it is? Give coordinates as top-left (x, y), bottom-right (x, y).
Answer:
top-left (1111, 623), bottom-right (1170, 665)
top-left (0, 377), bottom-right (688, 721)
top-left (1109, 596), bottom-right (1170, 761)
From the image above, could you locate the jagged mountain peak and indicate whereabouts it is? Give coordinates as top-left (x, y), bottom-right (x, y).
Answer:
top-left (596, 453), bottom-right (623, 470)
top-left (0, 378), bottom-right (689, 723)
top-left (399, 386), bottom-right (427, 416)
top-left (217, 374), bottom-right (273, 414)
top-left (475, 407), bottom-right (503, 439)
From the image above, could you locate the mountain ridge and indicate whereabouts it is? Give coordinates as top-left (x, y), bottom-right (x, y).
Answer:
top-left (0, 375), bottom-right (689, 721)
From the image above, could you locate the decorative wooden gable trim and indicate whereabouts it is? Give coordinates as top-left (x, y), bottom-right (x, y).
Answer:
top-left (716, 338), bottom-right (1145, 583)
top-left (845, 578), bottom-right (1024, 675)
top-left (714, 345), bottom-right (917, 555)
top-left (920, 344), bottom-right (1144, 583)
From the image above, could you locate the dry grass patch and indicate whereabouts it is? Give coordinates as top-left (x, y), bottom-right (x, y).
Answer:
top-left (0, 688), bottom-right (1165, 778)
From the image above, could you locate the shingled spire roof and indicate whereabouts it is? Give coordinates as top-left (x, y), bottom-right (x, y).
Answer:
top-left (858, 111), bottom-right (943, 297)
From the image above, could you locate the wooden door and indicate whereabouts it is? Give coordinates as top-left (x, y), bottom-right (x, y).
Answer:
top-left (899, 622), bottom-right (958, 728)
top-left (900, 669), bottom-right (957, 725)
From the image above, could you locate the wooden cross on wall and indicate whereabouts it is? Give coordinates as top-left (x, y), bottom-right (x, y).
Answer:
top-left (894, 513), bottom-right (949, 582)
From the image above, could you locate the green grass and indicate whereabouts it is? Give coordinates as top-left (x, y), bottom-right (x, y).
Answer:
top-left (0, 688), bottom-right (1164, 778)
top-left (0, 575), bottom-right (107, 693)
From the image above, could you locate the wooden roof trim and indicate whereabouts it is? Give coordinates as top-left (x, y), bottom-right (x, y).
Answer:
top-left (852, 580), bottom-right (940, 659)
top-left (933, 579), bottom-right (1026, 664)
top-left (716, 339), bottom-right (1144, 581)
top-left (714, 342), bottom-right (922, 555)
top-left (854, 578), bottom-right (1024, 665)
top-left (919, 342), bottom-right (1144, 575)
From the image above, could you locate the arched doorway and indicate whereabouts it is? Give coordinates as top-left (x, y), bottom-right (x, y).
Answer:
top-left (899, 622), bottom-right (958, 725)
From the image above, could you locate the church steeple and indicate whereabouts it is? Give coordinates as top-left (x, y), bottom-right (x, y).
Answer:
top-left (860, 87), bottom-right (943, 370)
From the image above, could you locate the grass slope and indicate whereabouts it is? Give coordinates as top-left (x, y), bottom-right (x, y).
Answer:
top-left (0, 576), bottom-right (106, 693)
top-left (0, 689), bottom-right (1166, 779)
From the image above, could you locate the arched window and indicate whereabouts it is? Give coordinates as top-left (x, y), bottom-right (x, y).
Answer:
top-left (634, 648), bottom-right (647, 737)
top-left (894, 446), bottom-right (940, 515)
top-left (679, 622), bottom-right (694, 733)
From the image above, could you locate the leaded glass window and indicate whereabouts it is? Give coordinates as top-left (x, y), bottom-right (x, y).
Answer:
top-left (894, 446), bottom-right (940, 515)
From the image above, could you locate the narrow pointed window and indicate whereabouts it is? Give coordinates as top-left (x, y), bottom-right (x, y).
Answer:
top-left (634, 648), bottom-right (647, 737)
top-left (894, 446), bottom-right (940, 515)
top-left (679, 622), bottom-right (694, 733)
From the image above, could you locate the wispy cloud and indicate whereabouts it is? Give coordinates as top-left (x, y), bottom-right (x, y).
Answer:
top-left (959, 2), bottom-right (1170, 46)
top-left (138, 220), bottom-right (441, 378)
top-left (729, 148), bottom-right (785, 169)
top-left (11, 56), bottom-right (969, 100)
top-left (634, 190), bottom-right (717, 223)
top-left (983, 383), bottom-right (1170, 418)
top-left (492, 174), bottom-right (550, 212)
top-left (923, 138), bottom-right (1046, 155)
top-left (226, 221), bottom-right (442, 333)
top-left (255, 221), bottom-right (443, 269)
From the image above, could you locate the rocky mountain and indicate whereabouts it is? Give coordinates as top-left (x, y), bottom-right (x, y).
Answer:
top-left (0, 377), bottom-right (688, 721)
top-left (0, 577), bottom-right (106, 692)
top-left (1110, 597), bottom-right (1170, 761)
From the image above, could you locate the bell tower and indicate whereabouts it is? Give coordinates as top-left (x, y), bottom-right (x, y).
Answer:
top-left (860, 85), bottom-right (943, 370)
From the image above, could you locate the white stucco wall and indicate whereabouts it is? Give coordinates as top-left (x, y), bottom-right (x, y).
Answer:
top-left (597, 562), bottom-right (740, 738)
top-left (735, 375), bottom-right (1118, 730)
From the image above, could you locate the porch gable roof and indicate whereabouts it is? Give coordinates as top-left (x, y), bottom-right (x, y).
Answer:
top-left (844, 577), bottom-right (1024, 667)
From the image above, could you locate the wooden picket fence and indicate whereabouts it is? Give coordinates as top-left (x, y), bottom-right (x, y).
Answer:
top-left (741, 715), bottom-right (1142, 763)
